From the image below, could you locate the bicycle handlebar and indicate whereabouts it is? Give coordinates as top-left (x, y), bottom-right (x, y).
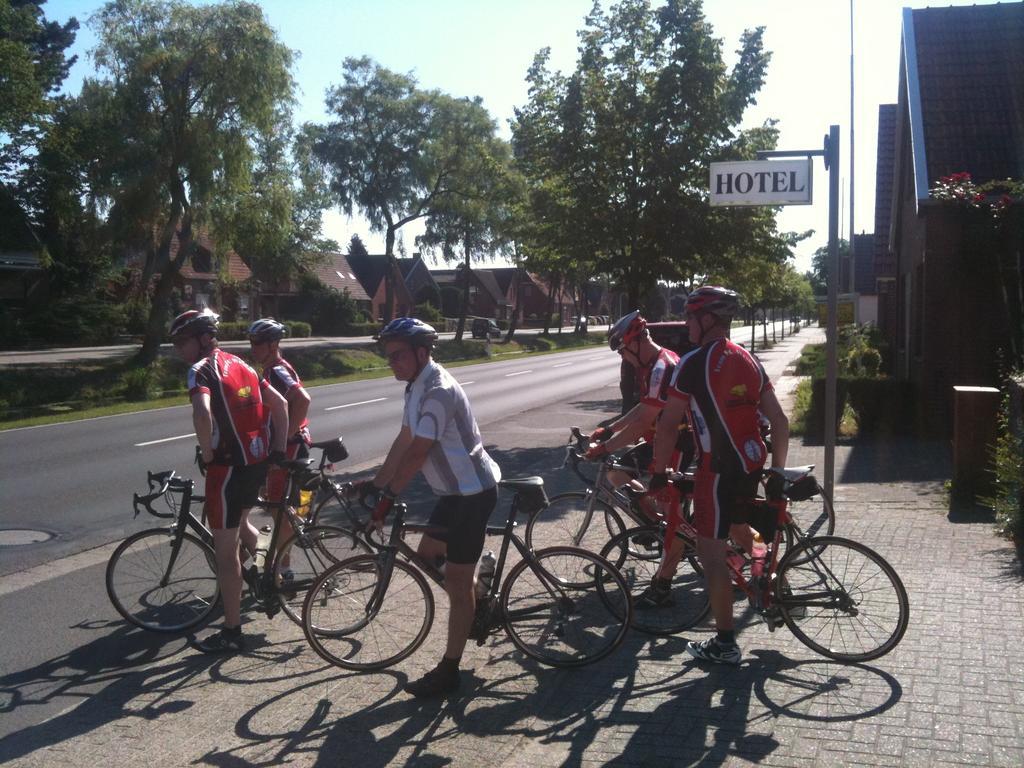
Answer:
top-left (134, 471), bottom-right (180, 519)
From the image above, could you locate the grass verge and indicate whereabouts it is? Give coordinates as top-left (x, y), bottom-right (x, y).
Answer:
top-left (1, 332), bottom-right (606, 431)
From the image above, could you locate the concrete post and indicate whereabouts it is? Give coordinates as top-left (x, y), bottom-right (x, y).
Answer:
top-left (952, 385), bottom-right (1000, 499)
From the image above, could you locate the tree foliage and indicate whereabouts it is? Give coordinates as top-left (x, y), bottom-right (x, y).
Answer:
top-left (310, 57), bottom-right (516, 324)
top-left (81, 0), bottom-right (297, 361)
top-left (511, 0), bottom-right (785, 308)
top-left (0, 0), bottom-right (78, 182)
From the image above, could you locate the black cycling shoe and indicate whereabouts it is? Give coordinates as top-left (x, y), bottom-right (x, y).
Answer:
top-left (634, 582), bottom-right (675, 610)
top-left (403, 664), bottom-right (460, 698)
top-left (195, 627), bottom-right (245, 654)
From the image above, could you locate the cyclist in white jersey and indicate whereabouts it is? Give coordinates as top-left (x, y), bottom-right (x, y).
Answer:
top-left (363, 317), bottom-right (501, 697)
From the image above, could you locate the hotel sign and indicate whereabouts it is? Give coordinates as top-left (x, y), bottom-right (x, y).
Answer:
top-left (709, 159), bottom-right (813, 206)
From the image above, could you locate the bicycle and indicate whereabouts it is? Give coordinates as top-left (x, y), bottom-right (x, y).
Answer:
top-left (105, 446), bottom-right (368, 633)
top-left (301, 476), bottom-right (634, 671)
top-left (600, 467), bottom-right (909, 662)
top-left (528, 427), bottom-right (836, 565)
top-left (524, 427), bottom-right (661, 553)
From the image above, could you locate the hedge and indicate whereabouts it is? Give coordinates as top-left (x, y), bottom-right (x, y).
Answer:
top-left (807, 376), bottom-right (917, 438)
top-left (213, 320), bottom-right (310, 340)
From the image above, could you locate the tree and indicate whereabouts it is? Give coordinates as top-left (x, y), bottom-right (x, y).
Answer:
top-left (83, 0), bottom-right (296, 362)
top-left (0, 0), bottom-right (78, 183)
top-left (511, 0), bottom-right (781, 307)
top-left (16, 89), bottom-right (112, 299)
top-left (418, 100), bottom-right (522, 340)
top-left (311, 58), bottom-right (500, 323)
top-left (225, 123), bottom-right (337, 294)
top-left (808, 238), bottom-right (849, 296)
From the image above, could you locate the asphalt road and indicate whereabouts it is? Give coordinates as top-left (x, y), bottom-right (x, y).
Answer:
top-left (0, 345), bottom-right (622, 576)
top-left (0, 324), bottom-right (817, 745)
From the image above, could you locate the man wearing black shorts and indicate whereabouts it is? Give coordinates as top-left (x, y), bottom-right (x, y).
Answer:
top-left (170, 308), bottom-right (289, 653)
top-left (365, 317), bottom-right (501, 697)
top-left (652, 287), bottom-right (789, 666)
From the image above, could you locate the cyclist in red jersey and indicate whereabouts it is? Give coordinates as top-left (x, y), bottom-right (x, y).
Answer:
top-left (248, 318), bottom-right (312, 583)
top-left (651, 286), bottom-right (789, 666)
top-left (170, 308), bottom-right (289, 654)
top-left (586, 311), bottom-right (694, 499)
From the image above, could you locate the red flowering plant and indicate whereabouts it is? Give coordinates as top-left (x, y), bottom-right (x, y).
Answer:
top-left (931, 172), bottom-right (1024, 220)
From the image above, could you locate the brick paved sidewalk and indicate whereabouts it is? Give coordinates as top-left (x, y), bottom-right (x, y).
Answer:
top-left (2, 329), bottom-right (1023, 767)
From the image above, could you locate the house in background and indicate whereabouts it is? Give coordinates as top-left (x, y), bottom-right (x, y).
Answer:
top-left (885, 2), bottom-right (1024, 434)
top-left (432, 267), bottom-right (507, 319)
top-left (174, 232), bottom-right (254, 319)
top-left (119, 228), bottom-right (257, 320)
top-left (874, 102), bottom-right (900, 361)
top-left (258, 251), bottom-right (372, 321)
top-left (0, 191), bottom-right (46, 313)
top-left (397, 253), bottom-right (440, 307)
top-left (347, 252), bottom-right (414, 321)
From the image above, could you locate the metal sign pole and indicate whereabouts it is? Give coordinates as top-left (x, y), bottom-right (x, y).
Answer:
top-left (823, 126), bottom-right (840, 499)
top-left (753, 126), bottom-right (841, 497)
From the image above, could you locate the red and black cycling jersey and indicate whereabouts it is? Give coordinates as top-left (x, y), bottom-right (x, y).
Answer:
top-left (637, 347), bottom-right (680, 409)
top-left (262, 356), bottom-right (310, 444)
top-left (188, 349), bottom-right (271, 466)
top-left (668, 338), bottom-right (773, 476)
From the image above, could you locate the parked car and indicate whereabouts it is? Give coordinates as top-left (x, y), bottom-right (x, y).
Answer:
top-left (619, 321), bottom-right (693, 413)
top-left (471, 318), bottom-right (501, 339)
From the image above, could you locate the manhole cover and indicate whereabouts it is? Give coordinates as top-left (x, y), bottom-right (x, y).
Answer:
top-left (0, 529), bottom-right (55, 546)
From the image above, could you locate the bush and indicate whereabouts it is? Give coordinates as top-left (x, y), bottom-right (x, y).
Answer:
top-left (413, 302), bottom-right (442, 324)
top-left (343, 322), bottom-right (381, 337)
top-left (981, 376), bottom-right (1024, 541)
top-left (529, 336), bottom-right (555, 352)
top-left (845, 378), bottom-right (916, 435)
top-left (217, 321), bottom-right (248, 341)
top-left (23, 297), bottom-right (127, 346)
top-left (846, 347), bottom-right (882, 377)
top-left (287, 321), bottom-right (311, 338)
top-left (805, 376), bottom-right (917, 438)
top-left (121, 365), bottom-right (159, 401)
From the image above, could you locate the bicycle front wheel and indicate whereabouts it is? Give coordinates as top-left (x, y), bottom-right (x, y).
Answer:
top-left (501, 546), bottom-right (632, 667)
top-left (274, 525), bottom-right (369, 627)
top-left (600, 526), bottom-right (709, 635)
top-left (106, 529), bottom-right (219, 633)
top-left (776, 536), bottom-right (909, 662)
top-left (525, 492), bottom-right (625, 553)
top-left (302, 555), bottom-right (434, 671)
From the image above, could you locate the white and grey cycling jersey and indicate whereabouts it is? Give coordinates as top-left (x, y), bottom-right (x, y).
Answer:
top-left (403, 360), bottom-right (501, 496)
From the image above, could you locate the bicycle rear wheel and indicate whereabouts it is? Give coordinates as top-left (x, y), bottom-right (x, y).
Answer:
top-left (525, 491), bottom-right (625, 554)
top-left (600, 526), bottom-right (709, 635)
top-left (500, 546), bottom-right (632, 667)
top-left (302, 555), bottom-right (434, 671)
top-left (776, 536), bottom-right (909, 662)
top-left (274, 525), bottom-right (369, 627)
top-left (106, 528), bottom-right (219, 633)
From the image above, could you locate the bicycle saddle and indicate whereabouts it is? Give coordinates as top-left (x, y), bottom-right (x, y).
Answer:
top-left (499, 477), bottom-right (548, 515)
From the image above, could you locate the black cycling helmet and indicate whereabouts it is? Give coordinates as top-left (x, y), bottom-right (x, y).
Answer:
top-left (608, 310), bottom-right (647, 351)
top-left (169, 308), bottom-right (219, 340)
top-left (377, 317), bottom-right (439, 349)
top-left (247, 317), bottom-right (287, 344)
top-left (684, 286), bottom-right (741, 320)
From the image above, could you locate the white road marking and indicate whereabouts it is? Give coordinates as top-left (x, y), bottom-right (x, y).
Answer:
top-left (505, 370), bottom-right (533, 378)
top-left (325, 397), bottom-right (387, 411)
top-left (460, 381), bottom-right (476, 386)
top-left (552, 362), bottom-right (573, 368)
top-left (135, 433), bottom-right (194, 447)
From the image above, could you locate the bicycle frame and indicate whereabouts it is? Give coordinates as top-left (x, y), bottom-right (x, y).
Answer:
top-left (362, 495), bottom-right (584, 626)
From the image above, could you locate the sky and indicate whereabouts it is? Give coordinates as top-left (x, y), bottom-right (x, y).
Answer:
top-left (46, 0), bottom-right (1002, 274)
